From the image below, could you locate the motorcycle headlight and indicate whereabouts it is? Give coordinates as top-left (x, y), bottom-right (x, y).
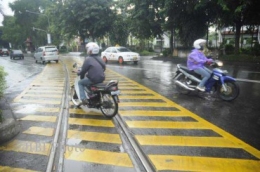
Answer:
top-left (216, 61), bottom-right (223, 67)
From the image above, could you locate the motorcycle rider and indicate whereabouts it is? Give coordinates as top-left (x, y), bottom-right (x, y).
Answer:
top-left (187, 39), bottom-right (213, 91)
top-left (77, 42), bottom-right (106, 104)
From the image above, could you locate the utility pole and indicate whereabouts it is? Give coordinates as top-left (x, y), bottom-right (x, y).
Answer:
top-left (26, 10), bottom-right (51, 44)
top-left (32, 27), bottom-right (51, 44)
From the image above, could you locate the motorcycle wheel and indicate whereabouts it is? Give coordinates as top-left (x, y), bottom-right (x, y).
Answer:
top-left (70, 86), bottom-right (81, 107)
top-left (100, 94), bottom-right (118, 118)
top-left (175, 73), bottom-right (192, 95)
top-left (217, 80), bottom-right (240, 101)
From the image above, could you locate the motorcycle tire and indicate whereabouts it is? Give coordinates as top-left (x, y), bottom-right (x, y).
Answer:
top-left (70, 86), bottom-right (81, 107)
top-left (175, 73), bottom-right (192, 95)
top-left (217, 80), bottom-right (240, 101)
top-left (100, 94), bottom-right (118, 118)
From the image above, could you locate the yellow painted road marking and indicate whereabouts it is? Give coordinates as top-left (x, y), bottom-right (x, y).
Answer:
top-left (149, 155), bottom-right (260, 171)
top-left (65, 148), bottom-right (133, 167)
top-left (120, 111), bottom-right (185, 117)
top-left (0, 166), bottom-right (38, 172)
top-left (119, 102), bottom-right (172, 107)
top-left (126, 121), bottom-right (207, 129)
top-left (34, 108), bottom-right (60, 113)
top-left (118, 83), bottom-right (139, 86)
top-left (67, 130), bottom-right (121, 144)
top-left (23, 127), bottom-right (54, 137)
top-left (22, 94), bottom-right (62, 98)
top-left (120, 91), bottom-right (152, 94)
top-left (119, 86), bottom-right (143, 89)
top-left (120, 95), bottom-right (161, 99)
top-left (29, 87), bottom-right (63, 90)
top-left (69, 118), bottom-right (115, 127)
top-left (31, 82), bottom-right (64, 85)
top-left (69, 108), bottom-right (102, 115)
top-left (16, 99), bottom-right (61, 105)
top-left (0, 140), bottom-right (50, 156)
top-left (108, 69), bottom-right (260, 160)
top-left (26, 90), bottom-right (63, 94)
top-left (135, 135), bottom-right (241, 148)
top-left (21, 115), bottom-right (57, 123)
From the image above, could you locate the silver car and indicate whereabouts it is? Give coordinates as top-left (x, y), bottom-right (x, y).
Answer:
top-left (34, 46), bottom-right (59, 63)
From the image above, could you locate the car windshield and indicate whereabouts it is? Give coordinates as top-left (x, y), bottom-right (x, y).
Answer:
top-left (116, 47), bottom-right (131, 52)
top-left (45, 47), bottom-right (57, 52)
top-left (13, 50), bottom-right (22, 53)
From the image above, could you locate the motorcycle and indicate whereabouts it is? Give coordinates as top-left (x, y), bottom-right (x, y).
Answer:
top-left (71, 63), bottom-right (120, 118)
top-left (173, 60), bottom-right (240, 101)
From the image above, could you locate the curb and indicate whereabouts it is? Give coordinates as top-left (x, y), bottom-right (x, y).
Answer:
top-left (0, 118), bottom-right (20, 144)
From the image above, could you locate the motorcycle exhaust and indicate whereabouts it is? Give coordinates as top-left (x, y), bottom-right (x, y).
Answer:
top-left (175, 80), bottom-right (195, 91)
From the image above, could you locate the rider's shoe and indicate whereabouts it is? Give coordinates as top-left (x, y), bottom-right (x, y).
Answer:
top-left (196, 86), bottom-right (205, 92)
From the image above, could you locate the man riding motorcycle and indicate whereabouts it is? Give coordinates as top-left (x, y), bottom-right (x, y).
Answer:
top-left (187, 39), bottom-right (213, 92)
top-left (77, 42), bottom-right (106, 104)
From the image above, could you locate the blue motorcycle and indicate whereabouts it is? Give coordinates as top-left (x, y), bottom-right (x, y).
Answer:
top-left (174, 60), bottom-right (240, 101)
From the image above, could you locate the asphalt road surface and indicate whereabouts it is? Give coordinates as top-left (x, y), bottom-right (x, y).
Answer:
top-left (0, 54), bottom-right (259, 171)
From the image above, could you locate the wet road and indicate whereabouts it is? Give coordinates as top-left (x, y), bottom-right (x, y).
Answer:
top-left (0, 54), bottom-right (260, 171)
top-left (108, 56), bottom-right (260, 150)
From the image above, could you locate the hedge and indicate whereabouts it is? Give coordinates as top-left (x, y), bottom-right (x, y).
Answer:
top-left (0, 66), bottom-right (7, 98)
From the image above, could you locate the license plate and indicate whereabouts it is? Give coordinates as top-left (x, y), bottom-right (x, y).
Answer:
top-left (133, 57), bottom-right (137, 60)
top-left (111, 90), bottom-right (120, 95)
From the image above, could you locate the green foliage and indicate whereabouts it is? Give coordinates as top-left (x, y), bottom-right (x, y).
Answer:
top-left (8, 0), bottom-right (53, 47)
top-left (220, 54), bottom-right (260, 62)
top-left (139, 50), bottom-right (155, 56)
top-left (1, 16), bottom-right (26, 48)
top-left (55, 0), bottom-right (116, 42)
top-left (162, 48), bottom-right (172, 57)
top-left (0, 110), bottom-right (3, 123)
top-left (109, 15), bottom-right (129, 46)
top-left (225, 44), bottom-right (235, 55)
top-left (0, 66), bottom-right (7, 98)
top-left (128, 0), bottom-right (164, 39)
top-left (252, 43), bottom-right (260, 56)
top-left (58, 46), bottom-right (67, 53)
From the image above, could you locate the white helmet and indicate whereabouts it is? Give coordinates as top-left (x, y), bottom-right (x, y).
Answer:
top-left (193, 39), bottom-right (206, 50)
top-left (86, 42), bottom-right (100, 55)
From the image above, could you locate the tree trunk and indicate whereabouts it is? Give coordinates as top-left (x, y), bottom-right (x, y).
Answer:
top-left (170, 28), bottom-right (174, 55)
top-left (234, 21), bottom-right (242, 54)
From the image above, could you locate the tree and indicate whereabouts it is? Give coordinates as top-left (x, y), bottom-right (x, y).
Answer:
top-left (127, 0), bottom-right (164, 39)
top-left (2, 0), bottom-right (55, 48)
top-left (1, 16), bottom-right (26, 48)
top-left (216, 0), bottom-right (260, 54)
top-left (109, 15), bottom-right (129, 46)
top-left (55, 0), bottom-right (116, 44)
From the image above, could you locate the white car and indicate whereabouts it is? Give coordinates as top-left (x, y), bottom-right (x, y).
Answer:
top-left (101, 46), bottom-right (140, 64)
top-left (34, 45), bottom-right (59, 64)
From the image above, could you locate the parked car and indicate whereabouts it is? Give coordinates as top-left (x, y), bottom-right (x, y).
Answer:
top-left (10, 50), bottom-right (24, 60)
top-left (0, 48), bottom-right (9, 56)
top-left (34, 45), bottom-right (59, 63)
top-left (101, 46), bottom-right (140, 64)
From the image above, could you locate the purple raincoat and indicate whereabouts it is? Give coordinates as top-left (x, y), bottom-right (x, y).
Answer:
top-left (187, 49), bottom-right (212, 70)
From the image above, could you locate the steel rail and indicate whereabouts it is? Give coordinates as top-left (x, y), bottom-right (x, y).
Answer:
top-left (57, 61), bottom-right (70, 172)
top-left (45, 60), bottom-right (70, 172)
top-left (114, 115), bottom-right (155, 172)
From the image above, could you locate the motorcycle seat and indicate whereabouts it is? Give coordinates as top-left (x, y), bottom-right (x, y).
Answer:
top-left (91, 83), bottom-right (106, 88)
top-left (178, 64), bottom-right (201, 77)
